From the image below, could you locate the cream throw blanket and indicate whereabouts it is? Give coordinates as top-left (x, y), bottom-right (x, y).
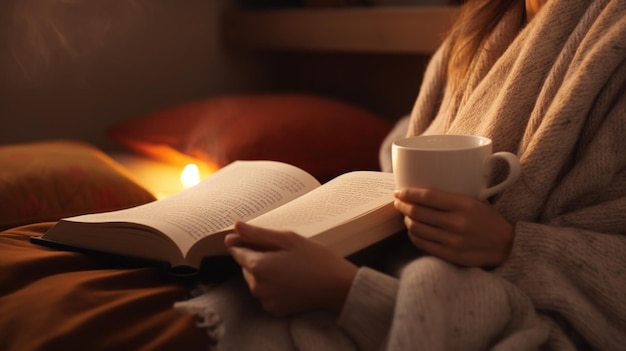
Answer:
top-left (176, 0), bottom-right (626, 349)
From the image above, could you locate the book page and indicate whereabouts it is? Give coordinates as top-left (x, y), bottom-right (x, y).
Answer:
top-left (65, 161), bottom-right (321, 254)
top-left (248, 171), bottom-right (396, 237)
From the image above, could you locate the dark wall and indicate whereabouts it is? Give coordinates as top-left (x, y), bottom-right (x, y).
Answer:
top-left (0, 0), bottom-right (266, 150)
top-left (1, 0), bottom-right (430, 150)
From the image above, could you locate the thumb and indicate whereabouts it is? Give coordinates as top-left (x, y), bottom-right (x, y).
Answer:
top-left (234, 221), bottom-right (295, 251)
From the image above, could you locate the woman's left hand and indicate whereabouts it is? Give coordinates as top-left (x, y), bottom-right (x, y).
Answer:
top-left (224, 222), bottom-right (358, 316)
top-left (394, 188), bottom-right (515, 267)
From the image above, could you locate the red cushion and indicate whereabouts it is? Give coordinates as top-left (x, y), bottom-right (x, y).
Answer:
top-left (108, 94), bottom-right (393, 182)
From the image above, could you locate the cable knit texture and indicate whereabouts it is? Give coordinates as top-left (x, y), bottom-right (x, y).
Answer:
top-left (175, 0), bottom-right (626, 349)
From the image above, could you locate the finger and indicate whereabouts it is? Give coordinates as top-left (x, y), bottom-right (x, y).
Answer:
top-left (403, 216), bottom-right (458, 246)
top-left (395, 188), bottom-right (473, 211)
top-left (240, 267), bottom-right (274, 304)
top-left (407, 232), bottom-right (458, 264)
top-left (224, 233), bottom-right (243, 247)
top-left (234, 221), bottom-right (295, 251)
top-left (395, 200), bottom-right (463, 232)
top-left (225, 232), bottom-right (277, 251)
top-left (228, 245), bottom-right (266, 271)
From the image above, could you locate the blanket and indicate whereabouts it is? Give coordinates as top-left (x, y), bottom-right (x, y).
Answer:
top-left (176, 0), bottom-right (626, 349)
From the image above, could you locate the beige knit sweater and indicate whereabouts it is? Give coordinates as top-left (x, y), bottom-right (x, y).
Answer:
top-left (175, 0), bottom-right (626, 349)
top-left (339, 0), bottom-right (626, 350)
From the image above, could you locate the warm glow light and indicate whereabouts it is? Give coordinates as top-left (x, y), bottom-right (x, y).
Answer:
top-left (180, 163), bottom-right (200, 189)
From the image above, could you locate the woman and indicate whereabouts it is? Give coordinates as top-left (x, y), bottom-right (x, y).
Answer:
top-left (189, 0), bottom-right (626, 349)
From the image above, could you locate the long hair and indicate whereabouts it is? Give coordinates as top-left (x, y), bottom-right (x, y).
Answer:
top-left (444, 0), bottom-right (523, 87)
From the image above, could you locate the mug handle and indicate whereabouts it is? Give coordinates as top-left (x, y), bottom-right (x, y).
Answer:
top-left (479, 152), bottom-right (521, 200)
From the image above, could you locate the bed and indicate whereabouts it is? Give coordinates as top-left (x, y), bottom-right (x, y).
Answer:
top-left (0, 93), bottom-right (396, 350)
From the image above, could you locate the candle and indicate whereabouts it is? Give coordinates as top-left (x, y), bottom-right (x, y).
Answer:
top-left (180, 163), bottom-right (200, 189)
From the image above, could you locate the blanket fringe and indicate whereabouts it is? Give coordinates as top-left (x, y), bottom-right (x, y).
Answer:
top-left (174, 285), bottom-right (224, 351)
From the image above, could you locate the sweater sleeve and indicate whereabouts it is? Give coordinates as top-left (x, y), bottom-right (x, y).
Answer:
top-left (336, 266), bottom-right (398, 351)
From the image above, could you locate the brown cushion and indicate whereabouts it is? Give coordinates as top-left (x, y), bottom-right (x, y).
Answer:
top-left (0, 140), bottom-right (156, 231)
top-left (108, 94), bottom-right (393, 182)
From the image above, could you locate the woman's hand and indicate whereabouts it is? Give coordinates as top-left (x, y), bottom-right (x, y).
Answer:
top-left (224, 222), bottom-right (358, 316)
top-left (393, 188), bottom-right (514, 267)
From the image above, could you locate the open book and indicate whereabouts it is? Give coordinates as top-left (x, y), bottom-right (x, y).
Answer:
top-left (33, 161), bottom-right (404, 273)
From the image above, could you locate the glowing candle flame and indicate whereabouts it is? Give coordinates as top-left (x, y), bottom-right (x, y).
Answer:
top-left (180, 163), bottom-right (200, 189)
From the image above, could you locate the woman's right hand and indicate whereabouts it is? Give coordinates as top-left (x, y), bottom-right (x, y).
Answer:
top-left (225, 222), bottom-right (358, 316)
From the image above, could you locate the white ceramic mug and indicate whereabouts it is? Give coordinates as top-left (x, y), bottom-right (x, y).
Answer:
top-left (392, 135), bottom-right (520, 200)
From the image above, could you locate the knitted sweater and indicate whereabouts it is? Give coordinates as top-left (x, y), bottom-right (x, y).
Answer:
top-left (175, 0), bottom-right (626, 349)
top-left (338, 0), bottom-right (626, 350)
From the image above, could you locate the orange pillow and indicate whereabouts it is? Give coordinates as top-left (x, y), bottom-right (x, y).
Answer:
top-left (0, 140), bottom-right (156, 231)
top-left (108, 94), bottom-right (393, 182)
